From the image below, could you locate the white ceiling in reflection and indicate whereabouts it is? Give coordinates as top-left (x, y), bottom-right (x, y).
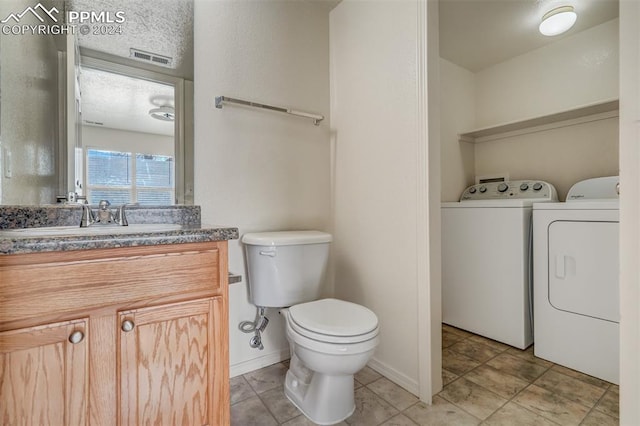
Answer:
top-left (67, 0), bottom-right (190, 136)
top-left (69, 0), bottom-right (193, 77)
top-left (80, 67), bottom-right (175, 136)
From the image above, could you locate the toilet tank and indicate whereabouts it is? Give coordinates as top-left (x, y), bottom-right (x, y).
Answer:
top-left (242, 231), bottom-right (332, 308)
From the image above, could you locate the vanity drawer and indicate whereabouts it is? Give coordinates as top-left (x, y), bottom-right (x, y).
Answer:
top-left (0, 242), bottom-right (225, 328)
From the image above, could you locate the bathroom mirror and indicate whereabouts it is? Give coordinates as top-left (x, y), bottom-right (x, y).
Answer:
top-left (0, 0), bottom-right (194, 205)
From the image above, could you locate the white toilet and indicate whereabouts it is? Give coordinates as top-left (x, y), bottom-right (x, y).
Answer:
top-left (242, 231), bottom-right (379, 425)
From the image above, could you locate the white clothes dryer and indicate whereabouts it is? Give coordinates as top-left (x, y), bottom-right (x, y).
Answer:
top-left (533, 176), bottom-right (619, 384)
top-left (442, 180), bottom-right (557, 349)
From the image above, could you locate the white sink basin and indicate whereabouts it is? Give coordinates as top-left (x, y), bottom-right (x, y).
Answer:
top-left (0, 223), bottom-right (184, 238)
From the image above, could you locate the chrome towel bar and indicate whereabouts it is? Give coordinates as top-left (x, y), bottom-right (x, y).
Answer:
top-left (215, 95), bottom-right (324, 126)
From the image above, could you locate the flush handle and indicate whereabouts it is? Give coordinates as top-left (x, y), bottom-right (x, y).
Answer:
top-left (259, 251), bottom-right (276, 257)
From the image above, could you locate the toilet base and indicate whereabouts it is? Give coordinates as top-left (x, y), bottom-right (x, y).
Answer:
top-left (284, 367), bottom-right (355, 425)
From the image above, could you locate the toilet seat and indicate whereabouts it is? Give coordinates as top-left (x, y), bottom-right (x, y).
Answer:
top-left (288, 298), bottom-right (379, 344)
top-left (286, 320), bottom-right (380, 356)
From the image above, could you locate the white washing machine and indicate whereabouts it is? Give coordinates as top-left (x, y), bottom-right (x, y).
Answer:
top-left (442, 180), bottom-right (558, 349)
top-left (533, 176), bottom-right (619, 384)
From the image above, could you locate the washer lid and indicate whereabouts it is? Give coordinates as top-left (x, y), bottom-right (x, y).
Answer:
top-left (289, 298), bottom-right (378, 337)
top-left (242, 231), bottom-right (332, 246)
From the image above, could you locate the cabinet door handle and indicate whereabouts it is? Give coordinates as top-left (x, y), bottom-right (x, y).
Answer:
top-left (121, 320), bottom-right (135, 332)
top-left (69, 330), bottom-right (85, 344)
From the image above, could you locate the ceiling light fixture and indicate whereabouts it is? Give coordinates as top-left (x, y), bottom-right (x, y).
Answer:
top-left (539, 5), bottom-right (577, 36)
top-left (148, 106), bottom-right (175, 121)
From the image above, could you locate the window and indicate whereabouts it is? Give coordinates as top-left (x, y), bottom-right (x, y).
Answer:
top-left (86, 149), bottom-right (174, 205)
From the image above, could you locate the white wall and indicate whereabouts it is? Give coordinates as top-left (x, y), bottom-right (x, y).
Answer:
top-left (330, 0), bottom-right (430, 396)
top-left (425, 0), bottom-right (442, 398)
top-left (472, 20), bottom-right (619, 201)
top-left (439, 59), bottom-right (475, 202)
top-left (475, 19), bottom-right (619, 128)
top-left (474, 118), bottom-right (619, 200)
top-left (82, 125), bottom-right (174, 156)
top-left (619, 1), bottom-right (640, 423)
top-left (439, 19), bottom-right (620, 201)
top-left (193, 0), bottom-right (332, 376)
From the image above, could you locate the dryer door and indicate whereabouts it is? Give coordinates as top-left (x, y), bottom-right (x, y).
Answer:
top-left (548, 220), bottom-right (619, 322)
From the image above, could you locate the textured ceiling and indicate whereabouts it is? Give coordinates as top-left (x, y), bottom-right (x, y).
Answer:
top-left (80, 67), bottom-right (174, 136)
top-left (439, 0), bottom-right (619, 72)
top-left (67, 0), bottom-right (188, 135)
top-left (69, 0), bottom-right (193, 77)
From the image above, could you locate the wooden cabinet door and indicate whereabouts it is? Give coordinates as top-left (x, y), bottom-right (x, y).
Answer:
top-left (0, 318), bottom-right (89, 425)
top-left (118, 297), bottom-right (228, 426)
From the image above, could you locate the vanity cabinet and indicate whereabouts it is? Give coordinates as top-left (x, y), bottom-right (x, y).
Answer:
top-left (118, 297), bottom-right (225, 425)
top-left (0, 318), bottom-right (89, 425)
top-left (0, 241), bottom-right (230, 426)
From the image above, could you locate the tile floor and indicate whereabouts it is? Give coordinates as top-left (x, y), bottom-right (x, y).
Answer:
top-left (230, 324), bottom-right (619, 425)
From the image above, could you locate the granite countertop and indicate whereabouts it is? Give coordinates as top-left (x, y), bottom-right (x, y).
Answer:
top-left (0, 204), bottom-right (239, 255)
top-left (0, 204), bottom-right (202, 229)
top-left (0, 223), bottom-right (239, 255)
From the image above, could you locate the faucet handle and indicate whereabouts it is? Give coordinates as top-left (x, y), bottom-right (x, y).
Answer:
top-left (80, 204), bottom-right (95, 227)
top-left (115, 203), bottom-right (138, 226)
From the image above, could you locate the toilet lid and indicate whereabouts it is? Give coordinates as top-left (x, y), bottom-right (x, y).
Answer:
top-left (288, 298), bottom-right (378, 337)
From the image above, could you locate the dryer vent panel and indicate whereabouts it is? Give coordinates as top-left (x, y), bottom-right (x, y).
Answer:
top-left (129, 48), bottom-right (173, 68)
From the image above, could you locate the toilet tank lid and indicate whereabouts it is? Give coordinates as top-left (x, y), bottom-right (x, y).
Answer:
top-left (242, 230), bottom-right (332, 246)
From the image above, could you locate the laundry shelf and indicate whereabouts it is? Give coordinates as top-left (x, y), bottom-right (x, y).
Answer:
top-left (459, 99), bottom-right (619, 143)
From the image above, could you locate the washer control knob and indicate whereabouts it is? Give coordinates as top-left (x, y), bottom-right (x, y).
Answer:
top-left (479, 186), bottom-right (487, 193)
top-left (520, 183), bottom-right (529, 191)
top-left (533, 182), bottom-right (543, 191)
top-left (468, 187), bottom-right (477, 194)
top-left (497, 183), bottom-right (508, 193)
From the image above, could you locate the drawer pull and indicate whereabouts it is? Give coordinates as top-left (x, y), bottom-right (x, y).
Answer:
top-left (121, 320), bottom-right (135, 332)
top-left (69, 330), bottom-right (85, 344)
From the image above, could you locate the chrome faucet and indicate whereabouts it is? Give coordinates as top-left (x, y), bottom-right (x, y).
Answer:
top-left (96, 200), bottom-right (116, 224)
top-left (79, 200), bottom-right (136, 227)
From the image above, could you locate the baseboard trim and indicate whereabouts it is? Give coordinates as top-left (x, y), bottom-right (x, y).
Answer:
top-left (230, 349), bottom-right (290, 378)
top-left (368, 357), bottom-right (420, 396)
